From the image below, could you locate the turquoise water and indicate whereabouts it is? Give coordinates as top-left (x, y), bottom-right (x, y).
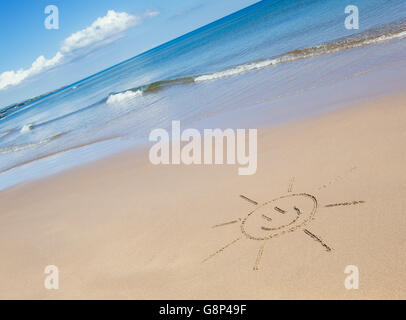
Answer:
top-left (1, 0), bottom-right (406, 189)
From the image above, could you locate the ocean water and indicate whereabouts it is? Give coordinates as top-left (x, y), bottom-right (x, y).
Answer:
top-left (1, 0), bottom-right (406, 190)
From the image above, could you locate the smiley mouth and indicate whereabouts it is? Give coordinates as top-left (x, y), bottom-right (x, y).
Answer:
top-left (260, 215), bottom-right (299, 231)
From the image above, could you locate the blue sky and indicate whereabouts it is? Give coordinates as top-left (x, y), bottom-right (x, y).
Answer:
top-left (0, 0), bottom-right (259, 106)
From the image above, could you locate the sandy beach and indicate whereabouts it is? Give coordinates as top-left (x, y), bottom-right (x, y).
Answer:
top-left (0, 92), bottom-right (405, 299)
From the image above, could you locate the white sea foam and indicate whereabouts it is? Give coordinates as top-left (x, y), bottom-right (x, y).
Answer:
top-left (363, 30), bottom-right (406, 45)
top-left (194, 59), bottom-right (278, 82)
top-left (0, 142), bottom-right (42, 154)
top-left (106, 90), bottom-right (143, 105)
top-left (194, 28), bottom-right (406, 83)
top-left (0, 133), bottom-right (64, 154)
top-left (194, 54), bottom-right (326, 82)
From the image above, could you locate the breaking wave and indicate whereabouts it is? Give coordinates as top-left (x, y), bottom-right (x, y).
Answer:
top-left (110, 20), bottom-right (406, 97)
top-left (106, 90), bottom-right (143, 105)
top-left (20, 124), bottom-right (35, 133)
top-left (196, 22), bottom-right (406, 82)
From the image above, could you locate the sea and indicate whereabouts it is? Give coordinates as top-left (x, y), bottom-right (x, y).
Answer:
top-left (1, 0), bottom-right (406, 190)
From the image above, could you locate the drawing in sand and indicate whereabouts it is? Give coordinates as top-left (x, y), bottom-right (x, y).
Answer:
top-left (203, 170), bottom-right (365, 270)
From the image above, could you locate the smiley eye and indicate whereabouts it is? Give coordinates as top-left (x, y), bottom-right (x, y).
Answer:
top-left (274, 206), bottom-right (286, 214)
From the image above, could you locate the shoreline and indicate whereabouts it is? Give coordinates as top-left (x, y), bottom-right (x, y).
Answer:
top-left (3, 35), bottom-right (406, 191)
top-left (1, 79), bottom-right (404, 194)
top-left (1, 92), bottom-right (405, 299)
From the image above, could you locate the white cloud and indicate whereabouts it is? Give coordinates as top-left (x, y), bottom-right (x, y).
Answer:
top-left (0, 10), bottom-right (156, 91)
top-left (0, 52), bottom-right (63, 90)
top-left (61, 10), bottom-right (140, 54)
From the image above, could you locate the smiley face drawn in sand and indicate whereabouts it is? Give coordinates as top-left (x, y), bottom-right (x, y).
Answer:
top-left (241, 193), bottom-right (317, 240)
top-left (203, 170), bottom-right (365, 270)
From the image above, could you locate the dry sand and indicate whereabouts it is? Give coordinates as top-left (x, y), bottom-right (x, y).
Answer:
top-left (0, 93), bottom-right (405, 299)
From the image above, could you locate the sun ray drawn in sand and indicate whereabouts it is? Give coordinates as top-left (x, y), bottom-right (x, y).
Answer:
top-left (203, 169), bottom-right (365, 270)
